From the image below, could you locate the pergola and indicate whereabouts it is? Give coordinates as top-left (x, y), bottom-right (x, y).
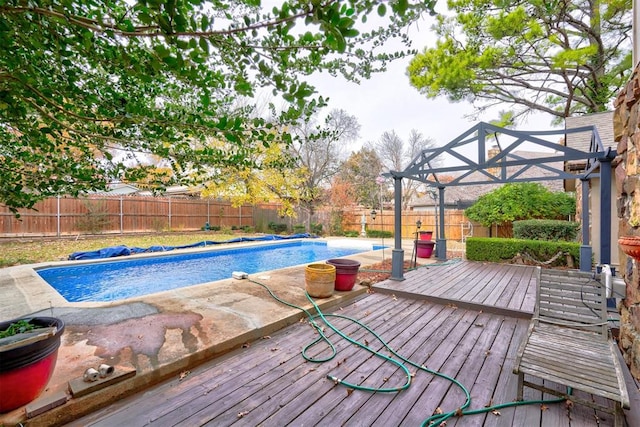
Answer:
top-left (385, 121), bottom-right (616, 281)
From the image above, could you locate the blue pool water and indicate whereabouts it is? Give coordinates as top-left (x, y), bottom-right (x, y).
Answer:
top-left (37, 240), bottom-right (379, 302)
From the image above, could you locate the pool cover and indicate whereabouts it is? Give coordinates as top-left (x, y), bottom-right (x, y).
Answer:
top-left (68, 233), bottom-right (315, 260)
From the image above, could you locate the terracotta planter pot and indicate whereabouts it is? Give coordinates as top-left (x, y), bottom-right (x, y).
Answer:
top-left (326, 259), bottom-right (361, 291)
top-left (0, 316), bottom-right (65, 413)
top-left (618, 236), bottom-right (640, 261)
top-left (305, 263), bottom-right (336, 298)
top-left (419, 231), bottom-right (433, 241)
top-left (416, 241), bottom-right (436, 258)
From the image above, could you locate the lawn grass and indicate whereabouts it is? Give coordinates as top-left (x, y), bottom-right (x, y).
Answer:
top-left (0, 232), bottom-right (238, 267)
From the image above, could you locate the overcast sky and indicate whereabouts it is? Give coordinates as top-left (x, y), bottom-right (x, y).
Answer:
top-left (307, 11), bottom-right (557, 165)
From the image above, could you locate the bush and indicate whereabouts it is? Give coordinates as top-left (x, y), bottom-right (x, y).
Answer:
top-left (513, 219), bottom-right (579, 241)
top-left (76, 200), bottom-right (111, 234)
top-left (268, 221), bottom-right (288, 234)
top-left (344, 230), bottom-right (360, 237)
top-left (466, 237), bottom-right (580, 267)
top-left (310, 222), bottom-right (323, 235)
top-left (366, 229), bottom-right (393, 238)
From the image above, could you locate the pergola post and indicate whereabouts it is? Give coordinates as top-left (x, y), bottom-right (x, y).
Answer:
top-left (390, 175), bottom-right (405, 281)
top-left (579, 178), bottom-right (592, 272)
top-left (436, 186), bottom-right (447, 260)
top-left (599, 154), bottom-right (613, 266)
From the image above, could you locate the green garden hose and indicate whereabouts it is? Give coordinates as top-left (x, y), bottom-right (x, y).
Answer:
top-left (247, 275), bottom-right (571, 426)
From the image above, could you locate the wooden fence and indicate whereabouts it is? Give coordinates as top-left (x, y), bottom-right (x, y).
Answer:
top-left (0, 196), bottom-right (493, 241)
top-left (339, 208), bottom-right (491, 241)
top-left (0, 196), bottom-right (256, 237)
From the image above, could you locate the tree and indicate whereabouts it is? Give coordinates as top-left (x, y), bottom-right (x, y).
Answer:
top-left (368, 128), bottom-right (438, 209)
top-left (199, 137), bottom-right (305, 217)
top-left (407, 0), bottom-right (632, 124)
top-left (465, 183), bottom-right (576, 228)
top-left (290, 108), bottom-right (361, 216)
top-left (335, 147), bottom-right (384, 207)
top-left (0, 0), bottom-right (436, 214)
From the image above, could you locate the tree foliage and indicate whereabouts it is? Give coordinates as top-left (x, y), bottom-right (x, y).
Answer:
top-left (0, 0), bottom-right (436, 213)
top-left (407, 0), bottom-right (632, 123)
top-left (465, 183), bottom-right (576, 228)
top-left (335, 147), bottom-right (384, 207)
top-left (290, 108), bottom-right (361, 214)
top-left (199, 136), bottom-right (305, 217)
top-left (368, 128), bottom-right (439, 209)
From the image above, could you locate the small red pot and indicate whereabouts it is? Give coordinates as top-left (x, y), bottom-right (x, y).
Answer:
top-left (326, 259), bottom-right (361, 291)
top-left (0, 316), bottom-right (65, 413)
top-left (419, 231), bottom-right (433, 241)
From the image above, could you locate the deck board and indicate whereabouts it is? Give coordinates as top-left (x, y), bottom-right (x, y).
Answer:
top-left (68, 262), bottom-right (632, 427)
top-left (374, 261), bottom-right (537, 317)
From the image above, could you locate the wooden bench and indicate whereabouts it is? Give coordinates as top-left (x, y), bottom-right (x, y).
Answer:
top-left (513, 267), bottom-right (630, 426)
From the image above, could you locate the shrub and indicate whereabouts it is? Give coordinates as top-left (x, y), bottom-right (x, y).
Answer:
top-left (310, 222), bottom-right (323, 235)
top-left (268, 221), bottom-right (288, 234)
top-left (466, 237), bottom-right (580, 267)
top-left (465, 183), bottom-right (576, 227)
top-left (293, 224), bottom-right (306, 234)
top-left (366, 229), bottom-right (393, 238)
top-left (76, 199), bottom-right (111, 234)
top-left (513, 219), bottom-right (579, 241)
top-left (343, 231), bottom-right (360, 237)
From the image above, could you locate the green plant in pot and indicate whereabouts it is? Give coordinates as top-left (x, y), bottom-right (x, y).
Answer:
top-left (0, 316), bottom-right (65, 413)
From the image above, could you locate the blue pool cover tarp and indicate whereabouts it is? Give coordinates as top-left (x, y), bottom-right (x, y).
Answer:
top-left (68, 233), bottom-right (316, 260)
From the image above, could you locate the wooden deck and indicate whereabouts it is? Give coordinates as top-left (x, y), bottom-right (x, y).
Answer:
top-left (68, 261), bottom-right (637, 427)
top-left (375, 260), bottom-right (537, 318)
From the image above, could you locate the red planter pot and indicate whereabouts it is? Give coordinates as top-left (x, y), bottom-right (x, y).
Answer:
top-left (419, 231), bottom-right (433, 241)
top-left (326, 259), bottom-right (361, 291)
top-left (0, 316), bottom-right (65, 413)
top-left (416, 241), bottom-right (435, 258)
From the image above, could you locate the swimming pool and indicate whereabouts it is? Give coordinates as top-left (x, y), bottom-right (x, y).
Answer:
top-left (37, 240), bottom-right (380, 303)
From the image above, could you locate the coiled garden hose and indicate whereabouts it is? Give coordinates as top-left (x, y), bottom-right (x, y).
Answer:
top-left (247, 276), bottom-right (571, 426)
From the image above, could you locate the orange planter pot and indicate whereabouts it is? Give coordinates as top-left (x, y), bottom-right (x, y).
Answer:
top-left (305, 263), bottom-right (336, 298)
top-left (618, 236), bottom-right (640, 261)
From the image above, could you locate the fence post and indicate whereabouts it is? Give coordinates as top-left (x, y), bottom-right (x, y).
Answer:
top-left (57, 196), bottom-right (61, 237)
top-left (119, 197), bottom-right (124, 234)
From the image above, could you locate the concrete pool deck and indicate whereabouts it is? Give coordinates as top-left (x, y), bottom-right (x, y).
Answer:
top-left (0, 238), bottom-right (436, 426)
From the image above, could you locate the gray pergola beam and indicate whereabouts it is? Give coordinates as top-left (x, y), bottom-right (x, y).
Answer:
top-left (388, 121), bottom-right (615, 281)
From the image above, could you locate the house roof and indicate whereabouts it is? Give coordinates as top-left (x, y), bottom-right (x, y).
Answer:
top-left (565, 111), bottom-right (614, 154)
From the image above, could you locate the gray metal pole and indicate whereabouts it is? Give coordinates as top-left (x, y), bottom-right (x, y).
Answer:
top-left (436, 186), bottom-right (447, 260)
top-left (579, 178), bottom-right (592, 271)
top-left (390, 175), bottom-right (405, 281)
top-left (599, 156), bottom-right (613, 265)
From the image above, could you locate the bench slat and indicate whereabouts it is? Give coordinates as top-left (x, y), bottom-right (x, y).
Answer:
top-left (513, 266), bottom-right (630, 421)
